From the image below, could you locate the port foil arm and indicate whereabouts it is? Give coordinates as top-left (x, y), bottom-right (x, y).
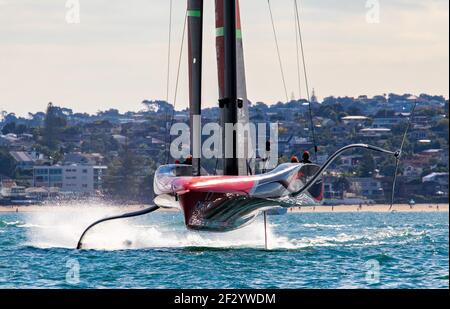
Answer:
top-left (76, 205), bottom-right (160, 249)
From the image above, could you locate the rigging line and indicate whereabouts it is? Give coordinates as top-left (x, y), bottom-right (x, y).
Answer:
top-left (390, 99), bottom-right (418, 210)
top-left (267, 0), bottom-right (289, 103)
top-left (166, 9), bottom-right (188, 164)
top-left (166, 0), bottom-right (173, 103)
top-left (294, 0), bottom-right (318, 159)
top-left (294, 2), bottom-right (302, 100)
top-left (163, 0), bottom-right (174, 164)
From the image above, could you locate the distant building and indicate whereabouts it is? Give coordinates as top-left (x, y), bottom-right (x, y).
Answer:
top-left (0, 179), bottom-right (26, 199)
top-left (340, 155), bottom-right (364, 169)
top-left (25, 187), bottom-right (55, 200)
top-left (63, 153), bottom-right (104, 165)
top-left (410, 128), bottom-right (429, 140)
top-left (402, 163), bottom-right (424, 178)
top-left (0, 134), bottom-right (19, 147)
top-left (323, 176), bottom-right (343, 199)
top-left (112, 134), bottom-right (127, 145)
top-left (341, 116), bottom-right (370, 128)
top-left (33, 165), bottom-right (107, 194)
top-left (372, 116), bottom-right (406, 129)
top-left (330, 125), bottom-right (351, 136)
top-left (9, 151), bottom-right (48, 168)
top-left (359, 128), bottom-right (392, 138)
top-left (9, 151), bottom-right (35, 170)
top-left (422, 173), bottom-right (449, 197)
top-left (151, 138), bottom-right (165, 145)
top-left (419, 149), bottom-right (443, 157)
top-left (341, 116), bottom-right (370, 122)
top-left (423, 172), bottom-right (449, 185)
top-left (349, 177), bottom-right (384, 200)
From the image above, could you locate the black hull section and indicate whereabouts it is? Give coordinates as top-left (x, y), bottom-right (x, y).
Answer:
top-left (180, 192), bottom-right (280, 232)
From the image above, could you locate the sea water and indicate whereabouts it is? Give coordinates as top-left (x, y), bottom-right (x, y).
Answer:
top-left (0, 206), bottom-right (448, 289)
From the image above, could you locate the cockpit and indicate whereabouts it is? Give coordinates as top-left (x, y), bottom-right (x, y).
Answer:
top-left (156, 164), bottom-right (193, 177)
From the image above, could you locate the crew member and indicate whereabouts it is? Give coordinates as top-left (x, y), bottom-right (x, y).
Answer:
top-left (301, 151), bottom-right (312, 164)
top-left (290, 156), bottom-right (299, 163)
top-left (184, 155), bottom-right (193, 165)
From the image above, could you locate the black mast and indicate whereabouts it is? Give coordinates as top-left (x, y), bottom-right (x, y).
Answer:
top-left (187, 0), bottom-right (203, 176)
top-left (221, 0), bottom-right (239, 176)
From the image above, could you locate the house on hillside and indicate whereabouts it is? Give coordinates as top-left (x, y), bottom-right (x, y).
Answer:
top-left (349, 177), bottom-right (384, 200)
top-left (422, 173), bottom-right (449, 198)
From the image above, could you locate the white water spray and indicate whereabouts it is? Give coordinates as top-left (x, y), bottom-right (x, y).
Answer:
top-left (22, 202), bottom-right (294, 251)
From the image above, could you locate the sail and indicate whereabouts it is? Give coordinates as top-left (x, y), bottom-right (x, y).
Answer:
top-left (187, 0), bottom-right (203, 176)
top-left (215, 0), bottom-right (253, 176)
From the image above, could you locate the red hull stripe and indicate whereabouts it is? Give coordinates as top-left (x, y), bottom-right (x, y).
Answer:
top-left (173, 176), bottom-right (256, 194)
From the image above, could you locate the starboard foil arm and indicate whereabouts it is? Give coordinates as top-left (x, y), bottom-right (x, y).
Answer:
top-left (290, 144), bottom-right (399, 198)
top-left (76, 205), bottom-right (160, 249)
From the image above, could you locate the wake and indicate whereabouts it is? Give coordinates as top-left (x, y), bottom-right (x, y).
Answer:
top-left (19, 203), bottom-right (427, 251)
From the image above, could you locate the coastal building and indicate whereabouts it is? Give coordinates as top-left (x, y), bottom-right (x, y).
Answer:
top-left (33, 165), bottom-right (107, 194)
top-left (9, 151), bottom-right (35, 170)
top-left (402, 162), bottom-right (424, 178)
top-left (63, 152), bottom-right (105, 165)
top-left (0, 134), bottom-right (19, 147)
top-left (422, 173), bottom-right (449, 198)
top-left (323, 176), bottom-right (344, 199)
top-left (349, 177), bottom-right (384, 200)
top-left (358, 128), bottom-right (392, 138)
top-left (423, 172), bottom-right (449, 186)
top-left (341, 116), bottom-right (370, 126)
top-left (25, 187), bottom-right (59, 200)
top-left (340, 155), bottom-right (364, 169)
top-left (0, 179), bottom-right (26, 199)
top-left (372, 116), bottom-right (407, 129)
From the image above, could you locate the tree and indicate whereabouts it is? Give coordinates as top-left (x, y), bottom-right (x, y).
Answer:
top-left (358, 152), bottom-right (375, 177)
top-left (103, 142), bottom-right (143, 201)
top-left (0, 148), bottom-right (15, 177)
top-left (81, 133), bottom-right (119, 153)
top-left (333, 177), bottom-right (350, 199)
top-left (433, 119), bottom-right (449, 134)
top-left (1, 122), bottom-right (16, 135)
top-left (1, 122), bottom-right (28, 135)
top-left (375, 109), bottom-right (395, 117)
top-left (141, 100), bottom-right (173, 113)
top-left (42, 102), bottom-right (67, 150)
top-left (347, 106), bottom-right (362, 116)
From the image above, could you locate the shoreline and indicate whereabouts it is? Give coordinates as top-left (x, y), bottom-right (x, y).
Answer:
top-left (288, 203), bottom-right (448, 213)
top-left (0, 203), bottom-right (447, 214)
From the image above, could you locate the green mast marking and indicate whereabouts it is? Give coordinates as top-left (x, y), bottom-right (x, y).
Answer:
top-left (216, 27), bottom-right (242, 39)
top-left (187, 10), bottom-right (202, 17)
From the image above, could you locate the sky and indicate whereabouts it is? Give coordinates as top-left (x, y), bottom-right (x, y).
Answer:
top-left (0, 0), bottom-right (448, 116)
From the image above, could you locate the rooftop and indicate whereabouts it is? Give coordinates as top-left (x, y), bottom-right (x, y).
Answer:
top-left (9, 151), bottom-right (34, 163)
top-left (341, 116), bottom-right (370, 121)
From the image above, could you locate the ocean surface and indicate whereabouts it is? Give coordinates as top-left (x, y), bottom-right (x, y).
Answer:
top-left (0, 206), bottom-right (448, 289)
